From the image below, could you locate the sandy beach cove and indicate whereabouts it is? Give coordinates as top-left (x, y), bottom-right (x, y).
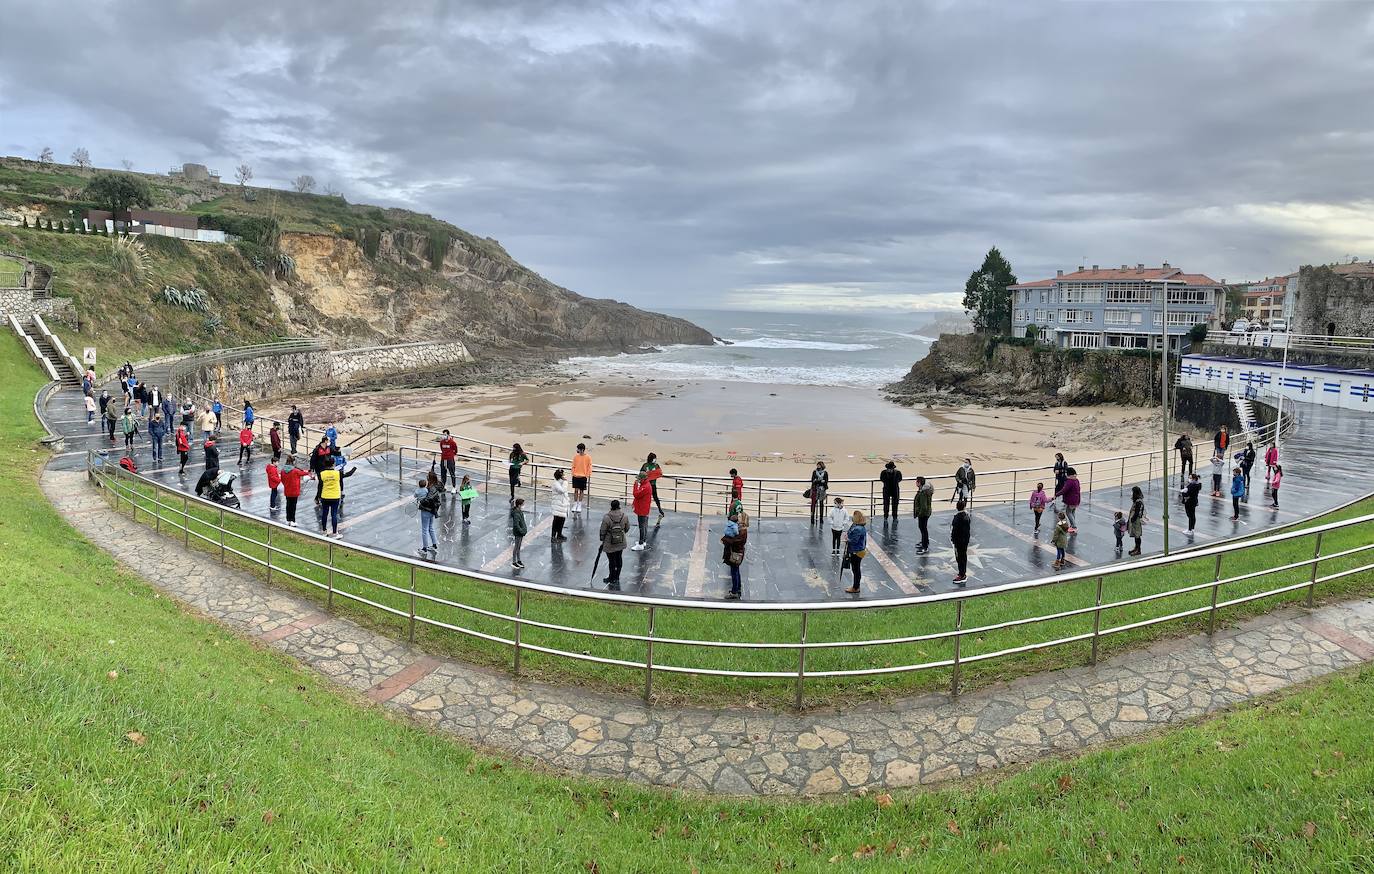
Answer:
top-left (266, 375), bottom-right (1174, 481)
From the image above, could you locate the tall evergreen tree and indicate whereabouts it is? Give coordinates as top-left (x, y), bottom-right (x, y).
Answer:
top-left (962, 247), bottom-right (1018, 335)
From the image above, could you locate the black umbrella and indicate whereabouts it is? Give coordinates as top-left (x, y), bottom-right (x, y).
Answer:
top-left (590, 545), bottom-right (605, 584)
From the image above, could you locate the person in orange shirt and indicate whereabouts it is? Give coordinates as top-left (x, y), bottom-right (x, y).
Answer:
top-left (571, 442), bottom-right (593, 514)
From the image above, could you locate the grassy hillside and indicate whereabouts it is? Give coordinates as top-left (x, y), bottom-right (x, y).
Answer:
top-left (1, 224), bottom-right (289, 365)
top-left (3, 338), bottom-right (1374, 870)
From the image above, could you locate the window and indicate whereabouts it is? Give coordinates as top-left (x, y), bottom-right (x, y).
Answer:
top-left (1034, 308), bottom-right (1046, 321)
top-left (1104, 309), bottom-right (1129, 325)
top-left (1059, 308), bottom-right (1094, 324)
top-left (1166, 288), bottom-right (1211, 306)
top-left (1061, 286), bottom-right (1103, 304)
top-left (1014, 309), bottom-right (1028, 323)
top-left (1152, 311), bottom-right (1202, 327)
top-left (1067, 332), bottom-right (1100, 349)
top-left (1105, 333), bottom-right (1150, 349)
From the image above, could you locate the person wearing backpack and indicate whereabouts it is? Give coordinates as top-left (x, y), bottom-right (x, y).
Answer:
top-left (415, 477), bottom-right (441, 558)
top-left (843, 511), bottom-right (868, 594)
top-left (599, 500), bottom-right (631, 590)
top-left (721, 514), bottom-right (748, 600)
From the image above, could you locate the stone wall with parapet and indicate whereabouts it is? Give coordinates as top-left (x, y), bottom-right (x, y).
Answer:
top-left (172, 340), bottom-right (473, 404)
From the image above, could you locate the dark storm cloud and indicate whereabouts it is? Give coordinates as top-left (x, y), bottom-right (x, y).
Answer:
top-left (2, 0), bottom-right (1372, 311)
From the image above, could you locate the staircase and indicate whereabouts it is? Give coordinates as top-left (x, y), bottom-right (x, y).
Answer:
top-left (1229, 388), bottom-right (1259, 439)
top-left (20, 318), bottom-right (81, 387)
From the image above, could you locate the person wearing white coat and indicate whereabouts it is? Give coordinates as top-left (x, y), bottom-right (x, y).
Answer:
top-left (550, 469), bottom-right (571, 542)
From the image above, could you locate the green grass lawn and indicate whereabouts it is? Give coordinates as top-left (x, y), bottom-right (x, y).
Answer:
top-left (5, 335), bottom-right (1374, 870)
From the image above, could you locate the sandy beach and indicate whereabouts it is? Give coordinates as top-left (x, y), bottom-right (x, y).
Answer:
top-left (265, 376), bottom-right (1176, 480)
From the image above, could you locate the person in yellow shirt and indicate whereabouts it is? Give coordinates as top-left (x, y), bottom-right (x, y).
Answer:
top-left (318, 466), bottom-right (343, 537)
top-left (571, 442), bottom-right (593, 514)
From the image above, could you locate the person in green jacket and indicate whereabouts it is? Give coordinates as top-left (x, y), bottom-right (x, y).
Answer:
top-left (119, 409), bottom-right (140, 453)
top-left (911, 475), bottom-right (934, 553)
top-left (639, 452), bottom-right (666, 519)
top-left (510, 497), bottom-right (528, 570)
top-left (508, 443), bottom-right (529, 504)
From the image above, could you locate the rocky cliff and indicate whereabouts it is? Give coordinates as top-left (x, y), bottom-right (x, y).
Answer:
top-left (272, 230), bottom-right (712, 354)
top-left (886, 333), bottom-right (1163, 408)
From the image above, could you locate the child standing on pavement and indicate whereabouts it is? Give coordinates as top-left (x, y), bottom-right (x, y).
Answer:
top-left (1051, 513), bottom-right (1070, 570)
top-left (1112, 511), bottom-right (1127, 551)
top-left (828, 497), bottom-right (848, 555)
top-left (1028, 482), bottom-right (1048, 534)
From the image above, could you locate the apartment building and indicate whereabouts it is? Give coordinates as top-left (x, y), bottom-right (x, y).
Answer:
top-left (1239, 274), bottom-right (1294, 324)
top-left (1011, 263), bottom-right (1224, 351)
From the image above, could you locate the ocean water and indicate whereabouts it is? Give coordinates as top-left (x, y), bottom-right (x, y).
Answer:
top-left (563, 308), bottom-right (939, 388)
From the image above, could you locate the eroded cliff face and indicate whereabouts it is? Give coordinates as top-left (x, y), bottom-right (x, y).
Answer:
top-left (274, 231), bottom-right (713, 354)
top-left (886, 333), bottom-right (1163, 408)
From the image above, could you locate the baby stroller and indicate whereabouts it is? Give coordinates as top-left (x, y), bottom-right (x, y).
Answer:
top-left (195, 469), bottom-right (241, 509)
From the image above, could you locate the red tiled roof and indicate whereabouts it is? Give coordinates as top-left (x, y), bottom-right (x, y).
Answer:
top-left (1008, 278), bottom-right (1055, 289)
top-left (1054, 266), bottom-right (1220, 286)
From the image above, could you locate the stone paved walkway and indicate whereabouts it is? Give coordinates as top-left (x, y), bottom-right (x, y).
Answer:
top-left (43, 465), bottom-right (1374, 796)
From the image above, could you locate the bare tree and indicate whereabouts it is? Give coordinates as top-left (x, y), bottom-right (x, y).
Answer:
top-left (234, 163), bottom-right (254, 188)
top-left (291, 174), bottom-right (316, 193)
top-left (38, 146), bottom-right (54, 164)
top-left (121, 159), bottom-right (134, 171)
top-left (71, 147), bottom-right (92, 169)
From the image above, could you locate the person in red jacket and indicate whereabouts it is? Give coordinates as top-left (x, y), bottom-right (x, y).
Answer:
top-left (265, 454), bottom-right (283, 513)
top-left (175, 425), bottom-right (191, 476)
top-left (279, 455), bottom-right (313, 527)
top-left (437, 429), bottom-right (458, 490)
top-left (631, 473), bottom-right (653, 551)
top-left (237, 425), bottom-right (254, 466)
top-left (269, 422), bottom-right (283, 457)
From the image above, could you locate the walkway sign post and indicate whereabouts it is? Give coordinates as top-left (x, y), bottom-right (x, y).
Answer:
top-left (1161, 279), bottom-right (1171, 556)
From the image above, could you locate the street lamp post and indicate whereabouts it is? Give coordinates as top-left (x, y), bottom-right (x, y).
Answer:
top-left (1160, 278), bottom-right (1171, 556)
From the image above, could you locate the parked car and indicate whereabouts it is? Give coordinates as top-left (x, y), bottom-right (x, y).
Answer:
top-left (1229, 318), bottom-right (1251, 334)
top-left (1270, 318), bottom-right (1288, 332)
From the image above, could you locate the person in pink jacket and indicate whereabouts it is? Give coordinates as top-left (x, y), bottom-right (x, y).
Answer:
top-left (1027, 482), bottom-right (1049, 534)
top-left (1269, 464), bottom-right (1282, 508)
top-left (1264, 444), bottom-right (1279, 487)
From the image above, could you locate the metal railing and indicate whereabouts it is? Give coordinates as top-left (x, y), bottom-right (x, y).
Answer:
top-left (87, 447), bottom-right (1374, 708)
top-left (190, 387), bottom-right (1294, 521)
top-left (1206, 330), bottom-right (1374, 352)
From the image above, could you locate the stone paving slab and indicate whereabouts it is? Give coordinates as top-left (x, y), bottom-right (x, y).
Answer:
top-left (41, 464), bottom-right (1374, 796)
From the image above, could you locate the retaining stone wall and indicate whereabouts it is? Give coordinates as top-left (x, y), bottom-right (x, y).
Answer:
top-left (174, 340), bottom-right (473, 404)
top-left (0, 289), bottom-right (77, 328)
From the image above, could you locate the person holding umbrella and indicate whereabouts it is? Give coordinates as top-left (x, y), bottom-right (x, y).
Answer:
top-left (597, 500), bottom-right (631, 591)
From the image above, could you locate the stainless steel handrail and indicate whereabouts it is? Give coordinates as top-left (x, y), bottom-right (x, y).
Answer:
top-left (88, 448), bottom-right (1374, 707)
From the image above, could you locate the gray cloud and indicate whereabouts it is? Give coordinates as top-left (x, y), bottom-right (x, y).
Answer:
top-left (2, 0), bottom-right (1372, 311)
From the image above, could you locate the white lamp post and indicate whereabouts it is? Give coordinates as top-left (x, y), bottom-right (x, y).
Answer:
top-left (1160, 278), bottom-right (1171, 556)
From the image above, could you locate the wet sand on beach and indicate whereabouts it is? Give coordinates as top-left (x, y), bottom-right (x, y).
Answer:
top-left (267, 377), bottom-right (1170, 480)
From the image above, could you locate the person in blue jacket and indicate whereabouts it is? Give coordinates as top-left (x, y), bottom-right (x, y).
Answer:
top-left (325, 422), bottom-right (339, 450)
top-left (843, 511), bottom-right (868, 594)
top-left (1229, 466), bottom-right (1246, 521)
top-left (212, 398), bottom-right (224, 430)
top-left (243, 400), bottom-right (255, 428)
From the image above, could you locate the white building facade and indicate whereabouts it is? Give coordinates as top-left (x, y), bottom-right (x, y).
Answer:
top-left (1011, 264), bottom-right (1225, 352)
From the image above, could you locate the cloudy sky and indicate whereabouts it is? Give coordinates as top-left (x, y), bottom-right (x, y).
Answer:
top-left (2, 1), bottom-right (1372, 312)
